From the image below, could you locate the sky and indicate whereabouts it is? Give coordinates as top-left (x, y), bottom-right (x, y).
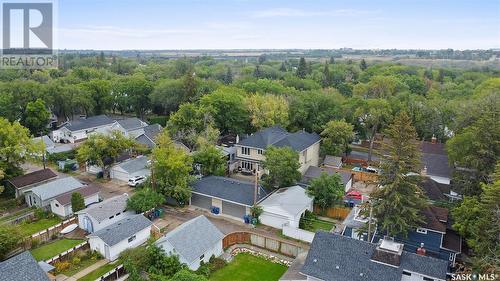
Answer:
top-left (55, 0), bottom-right (500, 50)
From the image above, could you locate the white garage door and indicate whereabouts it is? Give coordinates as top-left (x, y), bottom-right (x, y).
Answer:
top-left (110, 168), bottom-right (129, 182)
top-left (222, 201), bottom-right (246, 220)
top-left (259, 212), bottom-right (290, 229)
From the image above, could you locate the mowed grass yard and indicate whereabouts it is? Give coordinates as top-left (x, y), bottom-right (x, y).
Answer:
top-left (20, 217), bottom-right (61, 236)
top-left (209, 254), bottom-right (287, 281)
top-left (78, 262), bottom-right (118, 281)
top-left (31, 239), bottom-right (84, 261)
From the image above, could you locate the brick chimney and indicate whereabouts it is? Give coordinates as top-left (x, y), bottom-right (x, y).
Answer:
top-left (416, 243), bottom-right (426, 256)
top-left (431, 134), bottom-right (437, 144)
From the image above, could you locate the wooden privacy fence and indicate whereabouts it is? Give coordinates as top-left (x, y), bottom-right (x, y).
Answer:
top-left (23, 216), bottom-right (78, 249)
top-left (95, 264), bottom-right (126, 281)
top-left (222, 231), bottom-right (308, 258)
top-left (46, 241), bottom-right (89, 264)
top-left (313, 205), bottom-right (350, 220)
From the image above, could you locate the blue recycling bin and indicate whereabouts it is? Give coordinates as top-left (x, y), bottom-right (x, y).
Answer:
top-left (211, 206), bottom-right (220, 214)
top-left (244, 215), bottom-right (250, 224)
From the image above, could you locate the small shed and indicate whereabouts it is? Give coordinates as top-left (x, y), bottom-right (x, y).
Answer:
top-left (50, 184), bottom-right (100, 217)
top-left (110, 156), bottom-right (150, 182)
top-left (323, 155), bottom-right (342, 169)
top-left (258, 185), bottom-right (313, 229)
top-left (155, 215), bottom-right (224, 270)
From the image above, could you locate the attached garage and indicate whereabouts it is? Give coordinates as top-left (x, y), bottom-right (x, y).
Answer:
top-left (190, 176), bottom-right (270, 222)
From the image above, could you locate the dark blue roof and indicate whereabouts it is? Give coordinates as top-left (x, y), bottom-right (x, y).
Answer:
top-left (238, 126), bottom-right (320, 151)
top-left (192, 176), bottom-right (269, 206)
top-left (301, 232), bottom-right (449, 281)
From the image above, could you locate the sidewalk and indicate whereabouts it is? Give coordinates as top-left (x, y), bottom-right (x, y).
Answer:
top-left (70, 259), bottom-right (109, 280)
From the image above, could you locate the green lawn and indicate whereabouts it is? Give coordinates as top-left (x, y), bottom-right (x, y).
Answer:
top-left (20, 217), bottom-right (61, 236)
top-left (310, 219), bottom-right (334, 232)
top-left (209, 253), bottom-right (287, 281)
top-left (77, 263), bottom-right (118, 281)
top-left (31, 239), bottom-right (84, 261)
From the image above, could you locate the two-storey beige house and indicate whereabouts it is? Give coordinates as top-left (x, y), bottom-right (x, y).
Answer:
top-left (235, 126), bottom-right (321, 174)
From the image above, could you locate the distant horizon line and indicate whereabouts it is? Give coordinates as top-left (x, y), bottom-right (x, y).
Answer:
top-left (55, 48), bottom-right (499, 52)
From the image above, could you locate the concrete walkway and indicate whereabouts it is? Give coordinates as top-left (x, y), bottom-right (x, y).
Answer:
top-left (70, 259), bottom-right (109, 280)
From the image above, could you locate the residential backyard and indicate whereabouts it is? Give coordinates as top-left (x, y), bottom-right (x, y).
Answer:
top-left (77, 262), bottom-right (118, 281)
top-left (20, 217), bottom-right (61, 236)
top-left (209, 254), bottom-right (287, 281)
top-left (309, 218), bottom-right (335, 232)
top-left (31, 238), bottom-right (84, 261)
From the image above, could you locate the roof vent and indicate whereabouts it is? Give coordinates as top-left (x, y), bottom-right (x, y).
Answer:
top-left (335, 265), bottom-right (339, 270)
top-left (313, 259), bottom-right (317, 263)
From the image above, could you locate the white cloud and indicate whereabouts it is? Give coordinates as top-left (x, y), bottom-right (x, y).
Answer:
top-left (251, 8), bottom-right (380, 18)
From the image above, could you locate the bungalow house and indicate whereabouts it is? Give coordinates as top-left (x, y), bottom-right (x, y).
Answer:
top-left (235, 126), bottom-right (320, 175)
top-left (88, 214), bottom-right (152, 261)
top-left (0, 251), bottom-right (51, 281)
top-left (50, 184), bottom-right (100, 217)
top-left (109, 156), bottom-right (150, 182)
top-left (417, 177), bottom-right (461, 202)
top-left (76, 194), bottom-right (135, 233)
top-left (24, 177), bottom-right (84, 208)
top-left (156, 215), bottom-right (224, 270)
top-left (258, 185), bottom-right (313, 229)
top-left (342, 205), bottom-right (462, 263)
top-left (292, 232), bottom-right (449, 281)
top-left (301, 166), bottom-right (353, 192)
top-left (134, 124), bottom-right (162, 149)
top-left (190, 176), bottom-right (269, 222)
top-left (7, 169), bottom-right (57, 198)
top-left (51, 115), bottom-right (121, 143)
top-left (116, 117), bottom-right (148, 138)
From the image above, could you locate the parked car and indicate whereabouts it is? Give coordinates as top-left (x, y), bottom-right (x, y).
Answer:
top-left (128, 175), bottom-right (146, 186)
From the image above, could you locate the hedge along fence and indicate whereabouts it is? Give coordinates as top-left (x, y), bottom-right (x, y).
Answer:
top-left (222, 231), bottom-right (309, 258)
top-left (313, 205), bottom-right (351, 220)
top-left (45, 241), bottom-right (89, 264)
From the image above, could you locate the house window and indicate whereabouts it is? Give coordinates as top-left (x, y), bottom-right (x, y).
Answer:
top-left (200, 254), bottom-right (205, 261)
top-left (402, 271), bottom-right (411, 276)
top-left (55, 203), bottom-right (59, 207)
top-left (241, 161), bottom-right (253, 171)
top-left (128, 235), bottom-right (136, 243)
top-left (416, 228), bottom-right (427, 234)
top-left (257, 149), bottom-right (263, 155)
top-left (242, 147), bottom-right (250, 155)
top-left (109, 215), bottom-right (114, 219)
top-left (423, 277), bottom-right (434, 281)
top-left (116, 213), bottom-right (121, 216)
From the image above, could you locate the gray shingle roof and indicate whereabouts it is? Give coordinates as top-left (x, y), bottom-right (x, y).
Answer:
top-left (53, 184), bottom-right (100, 206)
top-left (135, 124), bottom-right (162, 148)
top-left (0, 251), bottom-right (50, 281)
top-left (238, 126), bottom-right (320, 151)
top-left (64, 115), bottom-right (115, 132)
top-left (8, 169), bottom-right (57, 189)
top-left (192, 176), bottom-right (269, 206)
top-left (302, 166), bottom-right (352, 187)
top-left (77, 194), bottom-right (129, 222)
top-left (30, 177), bottom-right (84, 201)
top-left (89, 214), bottom-right (152, 246)
top-left (323, 156), bottom-right (342, 168)
top-left (156, 215), bottom-right (224, 264)
top-left (301, 232), bottom-right (449, 281)
top-left (116, 117), bottom-right (146, 131)
top-left (115, 156), bottom-right (149, 174)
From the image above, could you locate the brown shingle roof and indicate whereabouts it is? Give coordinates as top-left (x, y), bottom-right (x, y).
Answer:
top-left (420, 206), bottom-right (448, 233)
top-left (53, 184), bottom-right (100, 206)
top-left (8, 169), bottom-right (57, 189)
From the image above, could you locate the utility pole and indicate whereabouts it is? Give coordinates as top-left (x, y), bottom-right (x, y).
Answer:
top-left (253, 171), bottom-right (259, 205)
top-left (151, 153), bottom-right (156, 190)
top-left (367, 202), bottom-right (373, 242)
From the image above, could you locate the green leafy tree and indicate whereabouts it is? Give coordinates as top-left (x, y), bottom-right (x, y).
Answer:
top-left (359, 59), bottom-right (368, 70)
top-left (192, 145), bottom-right (226, 176)
top-left (76, 131), bottom-right (136, 178)
top-left (113, 75), bottom-right (153, 119)
top-left (21, 98), bottom-right (50, 135)
top-left (245, 94), bottom-right (289, 131)
top-left (0, 224), bottom-right (23, 259)
top-left (320, 119), bottom-right (354, 156)
top-left (83, 79), bottom-right (113, 115)
top-left (127, 188), bottom-right (165, 213)
top-left (306, 172), bottom-right (344, 212)
top-left (200, 87), bottom-right (249, 134)
top-left (354, 99), bottom-right (392, 161)
top-left (262, 146), bottom-right (301, 189)
top-left (296, 57), bottom-right (307, 78)
top-left (148, 244), bottom-right (186, 278)
top-left (0, 118), bottom-right (43, 190)
top-left (71, 192), bottom-right (85, 213)
top-left (369, 112), bottom-right (428, 237)
top-left (169, 270), bottom-right (207, 281)
top-left (321, 61), bottom-right (331, 87)
top-left (152, 131), bottom-right (193, 204)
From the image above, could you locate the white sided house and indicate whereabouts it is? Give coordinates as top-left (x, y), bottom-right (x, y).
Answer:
top-left (51, 115), bottom-right (121, 144)
top-left (50, 184), bottom-right (100, 218)
top-left (156, 215), bottom-right (224, 270)
top-left (258, 185), bottom-right (313, 229)
top-left (116, 117), bottom-right (149, 138)
top-left (24, 177), bottom-right (84, 208)
top-left (88, 214), bottom-right (152, 261)
top-left (110, 156), bottom-right (150, 182)
top-left (76, 194), bottom-right (134, 233)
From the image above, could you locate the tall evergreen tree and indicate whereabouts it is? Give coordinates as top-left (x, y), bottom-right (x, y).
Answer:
top-left (322, 62), bottom-right (330, 87)
top-left (329, 56), bottom-right (335, 64)
top-left (296, 57), bottom-right (307, 78)
top-left (253, 65), bottom-right (262, 78)
top-left (368, 112), bottom-right (428, 237)
top-left (360, 58), bottom-right (368, 70)
top-left (223, 67), bottom-right (233, 85)
top-left (279, 62), bottom-right (287, 72)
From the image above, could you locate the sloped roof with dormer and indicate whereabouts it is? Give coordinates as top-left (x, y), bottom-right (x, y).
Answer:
top-left (237, 126), bottom-right (320, 152)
